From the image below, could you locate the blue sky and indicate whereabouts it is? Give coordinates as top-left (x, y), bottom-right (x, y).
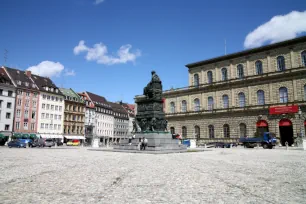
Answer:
top-left (0, 0), bottom-right (305, 103)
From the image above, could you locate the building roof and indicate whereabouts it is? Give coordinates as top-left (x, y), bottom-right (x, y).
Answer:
top-left (109, 102), bottom-right (129, 120)
top-left (120, 102), bottom-right (135, 117)
top-left (186, 35), bottom-right (306, 69)
top-left (0, 68), bottom-right (14, 86)
top-left (31, 74), bottom-right (63, 96)
top-left (60, 88), bottom-right (84, 103)
top-left (4, 67), bottom-right (38, 90)
top-left (85, 91), bottom-right (112, 110)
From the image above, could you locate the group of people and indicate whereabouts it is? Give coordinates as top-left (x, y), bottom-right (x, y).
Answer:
top-left (128, 135), bottom-right (148, 150)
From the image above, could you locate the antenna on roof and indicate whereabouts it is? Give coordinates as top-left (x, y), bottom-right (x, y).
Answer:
top-left (4, 49), bottom-right (8, 65)
top-left (224, 39), bottom-right (227, 55)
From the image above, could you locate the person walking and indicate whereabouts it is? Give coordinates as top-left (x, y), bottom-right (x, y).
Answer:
top-left (143, 137), bottom-right (148, 150)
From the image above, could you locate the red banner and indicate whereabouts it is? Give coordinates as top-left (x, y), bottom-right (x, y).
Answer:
top-left (269, 105), bottom-right (298, 115)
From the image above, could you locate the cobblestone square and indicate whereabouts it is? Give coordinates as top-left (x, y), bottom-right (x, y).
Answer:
top-left (1, 147), bottom-right (306, 204)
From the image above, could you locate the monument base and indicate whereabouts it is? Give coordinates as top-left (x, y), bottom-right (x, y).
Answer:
top-left (114, 132), bottom-right (187, 151)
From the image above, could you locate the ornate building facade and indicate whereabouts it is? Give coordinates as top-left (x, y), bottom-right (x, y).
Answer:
top-left (163, 36), bottom-right (306, 146)
top-left (60, 88), bottom-right (85, 143)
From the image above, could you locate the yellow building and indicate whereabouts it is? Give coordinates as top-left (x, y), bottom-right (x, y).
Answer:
top-left (163, 36), bottom-right (306, 146)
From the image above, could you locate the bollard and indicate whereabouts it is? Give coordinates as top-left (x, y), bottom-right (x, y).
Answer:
top-left (285, 141), bottom-right (288, 150)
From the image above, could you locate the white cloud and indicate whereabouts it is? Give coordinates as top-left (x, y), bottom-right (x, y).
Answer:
top-left (27, 61), bottom-right (75, 78)
top-left (244, 10), bottom-right (306, 49)
top-left (64, 69), bottom-right (76, 76)
top-left (94, 0), bottom-right (104, 5)
top-left (73, 40), bottom-right (141, 65)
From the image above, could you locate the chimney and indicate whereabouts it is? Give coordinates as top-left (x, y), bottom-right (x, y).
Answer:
top-left (26, 70), bottom-right (31, 77)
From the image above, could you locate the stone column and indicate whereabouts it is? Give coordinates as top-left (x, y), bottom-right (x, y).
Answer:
top-left (290, 49), bottom-right (295, 69)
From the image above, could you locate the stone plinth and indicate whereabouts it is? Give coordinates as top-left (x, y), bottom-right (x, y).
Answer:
top-left (115, 132), bottom-right (187, 151)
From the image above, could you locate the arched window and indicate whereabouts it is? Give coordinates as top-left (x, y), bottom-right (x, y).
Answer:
top-left (194, 74), bottom-right (199, 87)
top-left (170, 102), bottom-right (175, 113)
top-left (222, 94), bottom-right (229, 108)
top-left (207, 71), bottom-right (213, 84)
top-left (221, 68), bottom-right (228, 81)
top-left (279, 87), bottom-right (288, 103)
top-left (194, 98), bottom-right (200, 111)
top-left (223, 124), bottom-right (230, 138)
top-left (257, 90), bottom-right (265, 105)
top-left (239, 123), bottom-right (247, 137)
top-left (181, 100), bottom-right (187, 112)
top-left (302, 51), bottom-right (306, 67)
top-left (194, 125), bottom-right (200, 140)
top-left (255, 60), bottom-right (263, 75)
top-left (237, 64), bottom-right (244, 79)
top-left (182, 126), bottom-right (187, 138)
top-left (208, 125), bottom-right (214, 138)
top-left (170, 127), bottom-right (175, 134)
top-left (277, 56), bottom-right (286, 71)
top-left (208, 97), bottom-right (214, 110)
top-left (238, 92), bottom-right (246, 107)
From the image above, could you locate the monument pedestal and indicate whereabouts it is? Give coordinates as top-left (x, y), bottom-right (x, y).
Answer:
top-left (115, 132), bottom-right (187, 151)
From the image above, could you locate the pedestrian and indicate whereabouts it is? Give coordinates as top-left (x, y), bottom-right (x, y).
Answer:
top-left (128, 136), bottom-right (132, 145)
top-left (140, 137), bottom-right (145, 150)
top-left (143, 137), bottom-right (148, 150)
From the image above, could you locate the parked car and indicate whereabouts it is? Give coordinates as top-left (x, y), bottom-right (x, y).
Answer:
top-left (29, 139), bottom-right (45, 148)
top-left (67, 140), bottom-right (80, 146)
top-left (8, 140), bottom-right (26, 148)
top-left (44, 139), bottom-right (55, 147)
top-left (56, 140), bottom-right (63, 146)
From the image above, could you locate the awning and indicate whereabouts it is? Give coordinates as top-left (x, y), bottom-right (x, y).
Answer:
top-left (64, 136), bottom-right (86, 140)
top-left (41, 134), bottom-right (63, 139)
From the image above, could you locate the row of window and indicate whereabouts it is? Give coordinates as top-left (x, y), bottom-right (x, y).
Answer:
top-left (114, 131), bottom-right (127, 136)
top-left (65, 114), bottom-right (83, 121)
top-left (16, 81), bottom-right (36, 88)
top-left (40, 123), bottom-right (62, 130)
top-left (15, 122), bottom-right (35, 130)
top-left (42, 104), bottom-right (63, 111)
top-left (0, 89), bottom-right (13, 97)
top-left (97, 122), bottom-right (113, 128)
top-left (64, 126), bottom-right (83, 134)
top-left (170, 87), bottom-right (291, 113)
top-left (0, 101), bottom-right (12, 109)
top-left (193, 51), bottom-right (306, 86)
top-left (96, 129), bottom-right (112, 136)
top-left (16, 109), bottom-right (36, 119)
top-left (171, 123), bottom-right (247, 139)
top-left (17, 99), bottom-right (37, 107)
top-left (65, 104), bottom-right (85, 112)
top-left (17, 90), bottom-right (38, 97)
top-left (41, 113), bottom-right (62, 120)
top-left (42, 94), bottom-right (63, 102)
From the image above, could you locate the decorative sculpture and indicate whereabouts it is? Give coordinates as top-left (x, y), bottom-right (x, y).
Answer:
top-left (136, 71), bottom-right (168, 132)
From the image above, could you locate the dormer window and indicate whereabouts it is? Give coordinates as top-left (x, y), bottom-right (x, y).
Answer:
top-left (25, 82), bottom-right (29, 86)
top-left (55, 89), bottom-right (58, 93)
top-left (32, 83), bottom-right (36, 88)
top-left (45, 87), bottom-right (49, 91)
top-left (17, 80), bottom-right (21, 85)
top-left (51, 88), bottom-right (54, 92)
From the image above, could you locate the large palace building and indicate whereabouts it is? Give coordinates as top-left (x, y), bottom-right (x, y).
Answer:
top-left (163, 36), bottom-right (306, 146)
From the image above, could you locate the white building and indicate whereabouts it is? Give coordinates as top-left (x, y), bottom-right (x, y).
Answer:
top-left (0, 69), bottom-right (16, 132)
top-left (32, 75), bottom-right (64, 140)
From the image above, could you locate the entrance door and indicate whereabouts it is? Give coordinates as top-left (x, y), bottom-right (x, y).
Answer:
top-left (279, 119), bottom-right (294, 146)
top-left (256, 120), bottom-right (269, 137)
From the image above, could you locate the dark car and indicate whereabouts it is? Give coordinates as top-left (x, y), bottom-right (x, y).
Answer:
top-left (44, 139), bottom-right (55, 147)
top-left (29, 139), bottom-right (45, 148)
top-left (8, 140), bottom-right (26, 148)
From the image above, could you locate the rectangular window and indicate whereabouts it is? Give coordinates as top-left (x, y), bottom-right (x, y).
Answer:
top-left (0, 89), bottom-right (3, 95)
top-left (31, 123), bottom-right (35, 130)
top-left (32, 111), bottom-right (36, 119)
top-left (54, 114), bottom-right (57, 120)
top-left (42, 104), bottom-right (45, 109)
top-left (42, 113), bottom-right (45, 119)
top-left (50, 124), bottom-right (53, 129)
top-left (43, 94), bottom-right (46, 99)
top-left (46, 104), bottom-right (50, 110)
top-left (24, 122), bottom-right (28, 130)
top-left (54, 124), bottom-right (57, 130)
top-left (59, 106), bottom-right (62, 111)
top-left (16, 122), bottom-right (20, 130)
top-left (58, 115), bottom-right (61, 120)
top-left (50, 114), bottom-right (53, 119)
top-left (16, 109), bottom-right (21, 117)
top-left (26, 92), bottom-right (30, 97)
top-left (41, 123), bottom-right (44, 129)
top-left (25, 100), bottom-right (29, 107)
top-left (24, 110), bottom-right (29, 119)
top-left (17, 99), bottom-right (22, 106)
top-left (5, 125), bottom-right (9, 130)
top-left (7, 102), bottom-right (11, 108)
top-left (51, 105), bottom-right (54, 110)
top-left (6, 112), bottom-right (11, 119)
top-left (56, 97), bottom-right (58, 101)
top-left (55, 105), bottom-right (58, 111)
top-left (51, 96), bottom-right (55, 101)
top-left (58, 124), bottom-right (61, 130)
top-left (47, 95), bottom-right (50, 100)
top-left (45, 124), bottom-right (48, 129)
top-left (17, 90), bottom-right (23, 95)
top-left (33, 101), bottom-right (36, 107)
top-left (8, 91), bottom-right (13, 97)
top-left (33, 92), bottom-right (37, 97)
top-left (46, 113), bottom-right (49, 119)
